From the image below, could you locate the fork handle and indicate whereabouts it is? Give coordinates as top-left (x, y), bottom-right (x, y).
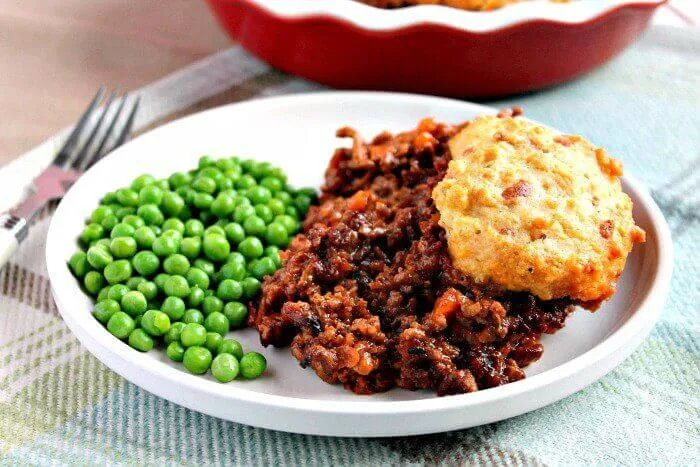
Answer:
top-left (0, 214), bottom-right (28, 269)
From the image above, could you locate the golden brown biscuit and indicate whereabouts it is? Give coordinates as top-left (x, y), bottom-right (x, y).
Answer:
top-left (432, 115), bottom-right (645, 307)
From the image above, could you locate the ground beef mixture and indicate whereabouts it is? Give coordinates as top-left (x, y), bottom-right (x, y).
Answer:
top-left (250, 118), bottom-right (574, 396)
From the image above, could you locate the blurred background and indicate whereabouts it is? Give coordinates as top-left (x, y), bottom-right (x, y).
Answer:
top-left (0, 0), bottom-right (696, 166)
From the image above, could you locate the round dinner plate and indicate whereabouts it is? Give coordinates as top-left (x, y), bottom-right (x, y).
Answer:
top-left (46, 92), bottom-right (673, 437)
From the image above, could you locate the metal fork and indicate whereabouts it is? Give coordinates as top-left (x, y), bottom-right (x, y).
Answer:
top-left (0, 88), bottom-right (140, 267)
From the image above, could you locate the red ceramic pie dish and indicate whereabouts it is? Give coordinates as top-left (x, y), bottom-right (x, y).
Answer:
top-left (205, 0), bottom-right (666, 97)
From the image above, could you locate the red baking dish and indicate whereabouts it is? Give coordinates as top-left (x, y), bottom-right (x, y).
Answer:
top-left (205, 0), bottom-right (666, 97)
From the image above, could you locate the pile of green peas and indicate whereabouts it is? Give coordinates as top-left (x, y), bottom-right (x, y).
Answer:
top-left (67, 155), bottom-right (315, 382)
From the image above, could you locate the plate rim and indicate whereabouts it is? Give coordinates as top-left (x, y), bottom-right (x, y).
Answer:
top-left (46, 91), bottom-right (673, 423)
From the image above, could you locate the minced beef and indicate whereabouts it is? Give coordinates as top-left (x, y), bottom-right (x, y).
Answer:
top-left (250, 118), bottom-right (574, 396)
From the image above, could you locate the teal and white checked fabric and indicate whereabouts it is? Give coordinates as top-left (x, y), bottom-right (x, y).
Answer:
top-left (0, 26), bottom-right (697, 465)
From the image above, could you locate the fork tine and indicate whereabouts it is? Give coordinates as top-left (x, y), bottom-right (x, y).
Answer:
top-left (90, 94), bottom-right (127, 165)
top-left (90, 95), bottom-right (140, 167)
top-left (71, 91), bottom-right (116, 171)
top-left (110, 96), bottom-right (140, 150)
top-left (52, 87), bottom-right (105, 168)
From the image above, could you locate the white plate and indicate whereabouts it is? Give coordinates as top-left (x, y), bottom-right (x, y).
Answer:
top-left (46, 92), bottom-right (673, 437)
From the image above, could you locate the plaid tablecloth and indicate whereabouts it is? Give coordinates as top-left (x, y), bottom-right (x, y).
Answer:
top-left (0, 26), bottom-right (698, 465)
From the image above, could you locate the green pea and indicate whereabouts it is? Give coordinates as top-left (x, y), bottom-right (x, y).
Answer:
top-left (161, 229), bottom-right (183, 242)
top-left (296, 187), bottom-right (317, 199)
top-left (219, 262), bottom-right (246, 282)
top-left (250, 257), bottom-right (276, 279)
top-left (84, 271), bottom-right (104, 295)
top-left (205, 332), bottom-right (223, 355)
top-left (96, 286), bottom-right (111, 302)
top-left (161, 218), bottom-right (183, 234)
top-left (115, 206), bottom-right (136, 220)
top-left (101, 191), bottom-right (118, 204)
top-left (166, 341), bottom-right (186, 362)
top-left (218, 338), bottom-right (244, 360)
top-left (138, 185), bottom-right (163, 205)
top-left (126, 276), bottom-right (146, 290)
top-left (163, 254), bottom-right (190, 275)
top-left (80, 223), bottom-right (104, 245)
top-left (211, 193), bottom-right (235, 218)
top-left (154, 273), bottom-right (170, 290)
top-left (285, 206), bottom-right (299, 218)
top-left (202, 234), bottom-right (230, 262)
top-left (204, 312), bottom-right (230, 336)
top-left (87, 246), bottom-right (113, 270)
top-left (163, 275), bottom-right (190, 298)
top-left (267, 198), bottom-right (286, 216)
top-left (164, 321), bottom-right (186, 345)
top-left (217, 279), bottom-right (242, 301)
top-left (248, 186), bottom-right (272, 205)
top-left (161, 296), bottom-right (186, 320)
top-left (128, 328), bottom-right (154, 352)
top-left (274, 215), bottom-right (299, 234)
top-left (69, 251), bottom-right (89, 278)
top-left (240, 159), bottom-right (256, 173)
top-left (275, 191), bottom-right (293, 205)
top-left (187, 287), bottom-right (205, 308)
top-left (226, 252), bottom-right (246, 266)
top-left (141, 309), bottom-right (171, 336)
top-left (184, 219), bottom-right (204, 237)
top-left (132, 251), bottom-right (160, 276)
top-left (93, 299), bottom-right (120, 323)
top-left (152, 236), bottom-right (178, 257)
top-left (250, 161), bottom-right (272, 180)
top-left (183, 308), bottom-right (204, 325)
top-left (104, 259), bottom-right (132, 284)
top-left (121, 291), bottom-right (147, 316)
top-left (254, 204), bottom-right (274, 223)
top-left (122, 214), bottom-right (145, 229)
top-left (264, 245), bottom-right (280, 260)
top-left (211, 353), bottom-right (239, 383)
top-left (110, 222), bottom-right (135, 239)
top-left (116, 188), bottom-right (139, 207)
top-left (183, 346), bottom-right (212, 374)
top-left (134, 226), bottom-right (156, 249)
top-left (180, 322), bottom-right (207, 347)
top-left (238, 237), bottom-right (263, 259)
top-left (233, 204), bottom-right (255, 223)
top-left (260, 176), bottom-right (283, 193)
top-left (137, 204), bottom-right (164, 226)
top-left (131, 174), bottom-right (156, 191)
top-left (161, 192), bottom-right (185, 216)
top-left (193, 192), bottom-right (214, 210)
top-left (137, 281), bottom-right (158, 300)
top-left (200, 295), bottom-right (222, 315)
top-left (90, 206), bottom-right (113, 224)
top-left (185, 268), bottom-right (210, 290)
top-left (107, 284), bottom-right (130, 302)
top-left (223, 302), bottom-right (248, 328)
top-left (239, 352), bottom-right (267, 379)
top-left (168, 172), bottom-right (191, 189)
top-left (100, 214), bottom-right (119, 231)
top-left (235, 174), bottom-right (256, 190)
top-left (106, 311), bottom-right (135, 339)
top-left (223, 223), bottom-right (245, 245)
top-left (242, 216), bottom-right (266, 237)
top-left (109, 236), bottom-right (137, 258)
top-left (179, 237), bottom-right (201, 259)
top-left (192, 176), bottom-right (217, 194)
top-left (241, 277), bottom-right (261, 298)
top-left (265, 222), bottom-right (289, 247)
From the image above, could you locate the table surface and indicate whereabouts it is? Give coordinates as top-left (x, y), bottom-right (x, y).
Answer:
top-left (0, 0), bottom-right (696, 167)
